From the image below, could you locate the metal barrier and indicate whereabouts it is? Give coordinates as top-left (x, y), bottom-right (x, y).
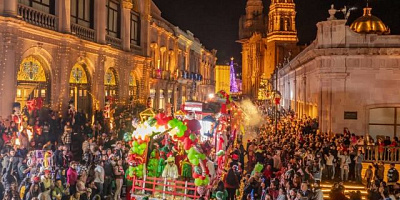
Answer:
top-left (131, 176), bottom-right (207, 200)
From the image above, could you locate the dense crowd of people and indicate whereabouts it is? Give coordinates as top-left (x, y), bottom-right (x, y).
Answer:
top-left (215, 108), bottom-right (400, 200)
top-left (0, 107), bottom-right (135, 200)
top-left (1, 100), bottom-right (400, 200)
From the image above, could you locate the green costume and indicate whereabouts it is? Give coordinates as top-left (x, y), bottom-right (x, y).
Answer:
top-left (156, 157), bottom-right (166, 177)
top-left (181, 161), bottom-right (192, 179)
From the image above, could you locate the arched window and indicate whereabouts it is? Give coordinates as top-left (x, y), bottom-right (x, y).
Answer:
top-left (129, 71), bottom-right (140, 100)
top-left (16, 56), bottom-right (50, 107)
top-left (70, 64), bottom-right (88, 84)
top-left (105, 68), bottom-right (117, 86)
top-left (17, 56), bottom-right (47, 82)
top-left (69, 63), bottom-right (91, 115)
top-left (105, 68), bottom-right (118, 97)
top-left (286, 18), bottom-right (291, 31)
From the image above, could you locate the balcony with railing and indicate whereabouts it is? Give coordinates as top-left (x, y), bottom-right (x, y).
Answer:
top-left (18, 4), bottom-right (58, 31)
top-left (358, 145), bottom-right (400, 163)
top-left (106, 35), bottom-right (122, 49)
top-left (71, 23), bottom-right (96, 42)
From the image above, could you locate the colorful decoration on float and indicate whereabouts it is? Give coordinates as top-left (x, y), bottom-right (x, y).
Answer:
top-left (125, 111), bottom-right (212, 187)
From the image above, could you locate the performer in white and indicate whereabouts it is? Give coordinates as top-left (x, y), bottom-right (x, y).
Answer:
top-left (162, 156), bottom-right (179, 191)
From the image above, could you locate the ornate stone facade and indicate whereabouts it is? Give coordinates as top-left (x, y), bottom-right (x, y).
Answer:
top-left (148, 3), bottom-right (217, 112)
top-left (0, 0), bottom-right (216, 118)
top-left (239, 0), bottom-right (301, 99)
top-left (277, 11), bottom-right (400, 138)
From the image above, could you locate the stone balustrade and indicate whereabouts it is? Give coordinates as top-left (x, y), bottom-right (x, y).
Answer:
top-left (106, 35), bottom-right (122, 49)
top-left (71, 23), bottom-right (96, 41)
top-left (18, 4), bottom-right (58, 31)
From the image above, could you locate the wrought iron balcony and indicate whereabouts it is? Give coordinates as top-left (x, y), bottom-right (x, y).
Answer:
top-left (18, 4), bottom-right (58, 31)
top-left (71, 23), bottom-right (96, 42)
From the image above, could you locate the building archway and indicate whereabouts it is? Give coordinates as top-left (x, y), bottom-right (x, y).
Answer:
top-left (69, 63), bottom-right (92, 115)
top-left (104, 67), bottom-right (119, 100)
top-left (16, 56), bottom-right (51, 108)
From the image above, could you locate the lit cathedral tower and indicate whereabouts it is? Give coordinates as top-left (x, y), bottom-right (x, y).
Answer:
top-left (238, 0), bottom-right (300, 99)
top-left (265, 0), bottom-right (299, 75)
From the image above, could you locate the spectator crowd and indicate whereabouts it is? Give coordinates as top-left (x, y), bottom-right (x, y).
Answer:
top-left (1, 102), bottom-right (400, 200)
top-left (214, 109), bottom-right (400, 200)
top-left (0, 108), bottom-right (134, 200)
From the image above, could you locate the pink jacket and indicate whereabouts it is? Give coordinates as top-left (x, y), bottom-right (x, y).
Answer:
top-left (67, 168), bottom-right (78, 185)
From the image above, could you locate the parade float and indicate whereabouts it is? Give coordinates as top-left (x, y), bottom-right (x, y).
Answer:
top-left (125, 90), bottom-right (244, 200)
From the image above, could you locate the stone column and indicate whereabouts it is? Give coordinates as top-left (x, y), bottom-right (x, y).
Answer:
top-left (59, 0), bottom-right (71, 33)
top-left (140, 0), bottom-right (152, 57)
top-left (319, 77), bottom-right (331, 134)
top-left (119, 58), bottom-right (130, 104)
top-left (95, 0), bottom-right (107, 44)
top-left (291, 15), bottom-right (296, 31)
top-left (94, 54), bottom-right (106, 109)
top-left (121, 0), bottom-right (133, 51)
top-left (0, 33), bottom-right (17, 118)
top-left (3, 0), bottom-right (18, 17)
top-left (56, 45), bottom-right (72, 116)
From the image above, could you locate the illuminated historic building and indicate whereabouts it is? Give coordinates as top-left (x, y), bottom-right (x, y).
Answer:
top-left (239, 0), bottom-right (301, 99)
top-left (0, 0), bottom-right (216, 118)
top-left (215, 65), bottom-right (231, 94)
top-left (148, 3), bottom-right (217, 111)
top-left (277, 5), bottom-right (400, 138)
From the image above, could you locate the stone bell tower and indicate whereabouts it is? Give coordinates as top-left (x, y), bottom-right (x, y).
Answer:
top-left (265, 0), bottom-right (299, 79)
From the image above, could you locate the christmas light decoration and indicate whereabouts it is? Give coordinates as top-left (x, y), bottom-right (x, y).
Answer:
top-left (229, 57), bottom-right (238, 93)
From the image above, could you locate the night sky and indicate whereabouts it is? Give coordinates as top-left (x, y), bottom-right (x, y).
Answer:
top-left (153, 0), bottom-right (400, 66)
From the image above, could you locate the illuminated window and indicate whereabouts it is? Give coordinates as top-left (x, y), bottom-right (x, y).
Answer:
top-left (71, 0), bottom-right (94, 28)
top-left (17, 89), bottom-right (22, 98)
top-left (41, 89), bottom-right (46, 97)
top-left (70, 64), bottom-right (88, 84)
top-left (106, 0), bottom-right (121, 38)
top-left (18, 56), bottom-right (46, 82)
top-left (104, 68), bottom-right (117, 86)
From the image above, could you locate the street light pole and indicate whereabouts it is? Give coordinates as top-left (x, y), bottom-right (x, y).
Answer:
top-left (275, 66), bottom-right (278, 135)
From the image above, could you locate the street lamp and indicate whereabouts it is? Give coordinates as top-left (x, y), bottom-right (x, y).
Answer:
top-left (274, 63), bottom-right (282, 135)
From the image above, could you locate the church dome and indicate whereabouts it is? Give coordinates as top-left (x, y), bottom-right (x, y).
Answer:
top-left (350, 7), bottom-right (390, 35)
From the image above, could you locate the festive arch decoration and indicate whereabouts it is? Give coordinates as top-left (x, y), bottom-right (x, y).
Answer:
top-left (17, 56), bottom-right (47, 82)
top-left (69, 63), bottom-right (88, 84)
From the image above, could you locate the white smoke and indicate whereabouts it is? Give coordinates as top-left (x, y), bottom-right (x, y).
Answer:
top-left (238, 99), bottom-right (263, 128)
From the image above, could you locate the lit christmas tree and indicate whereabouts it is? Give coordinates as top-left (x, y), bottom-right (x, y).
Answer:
top-left (230, 57), bottom-right (238, 93)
